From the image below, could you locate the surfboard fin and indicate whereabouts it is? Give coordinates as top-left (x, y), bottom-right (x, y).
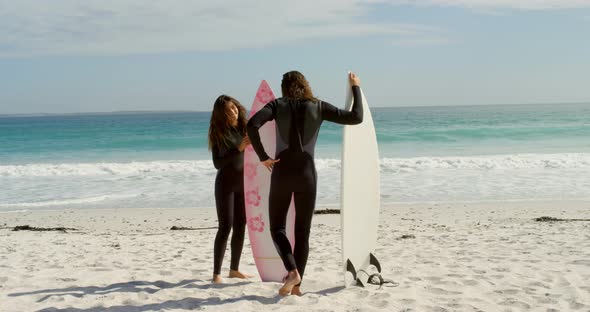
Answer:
top-left (369, 253), bottom-right (382, 273)
top-left (346, 259), bottom-right (357, 281)
top-left (356, 278), bottom-right (365, 288)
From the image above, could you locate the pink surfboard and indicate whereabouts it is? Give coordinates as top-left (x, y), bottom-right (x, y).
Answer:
top-left (244, 80), bottom-right (296, 282)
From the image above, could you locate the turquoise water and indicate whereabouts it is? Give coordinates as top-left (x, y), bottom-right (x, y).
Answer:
top-left (0, 112), bottom-right (211, 164)
top-left (2, 104), bottom-right (589, 164)
top-left (1, 103), bottom-right (590, 210)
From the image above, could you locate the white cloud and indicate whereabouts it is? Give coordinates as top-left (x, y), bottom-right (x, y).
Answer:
top-left (4, 0), bottom-right (584, 57)
top-left (0, 0), bottom-right (444, 57)
top-left (390, 37), bottom-right (455, 46)
top-left (370, 0), bottom-right (590, 10)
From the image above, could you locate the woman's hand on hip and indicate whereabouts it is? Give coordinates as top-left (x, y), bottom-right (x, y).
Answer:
top-left (262, 158), bottom-right (280, 172)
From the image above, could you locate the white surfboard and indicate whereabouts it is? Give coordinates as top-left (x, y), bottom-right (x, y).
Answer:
top-left (340, 76), bottom-right (381, 287)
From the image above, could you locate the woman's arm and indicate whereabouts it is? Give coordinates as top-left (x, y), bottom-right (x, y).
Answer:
top-left (246, 101), bottom-right (277, 162)
top-left (321, 85), bottom-right (364, 125)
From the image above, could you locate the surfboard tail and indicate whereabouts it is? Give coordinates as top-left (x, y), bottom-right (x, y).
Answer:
top-left (346, 259), bottom-right (368, 287)
top-left (346, 254), bottom-right (384, 287)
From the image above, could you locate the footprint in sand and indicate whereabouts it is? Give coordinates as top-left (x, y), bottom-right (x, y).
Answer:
top-left (121, 299), bottom-right (140, 305)
top-left (399, 298), bottom-right (416, 305)
top-left (498, 298), bottom-right (531, 309)
top-left (522, 287), bottom-right (538, 295)
top-left (568, 259), bottom-right (590, 266)
top-left (372, 293), bottom-right (391, 300)
top-left (355, 289), bottom-right (370, 299)
top-left (541, 277), bottom-right (554, 283)
top-left (494, 289), bottom-right (520, 295)
top-left (368, 300), bottom-right (389, 309)
top-left (425, 286), bottom-right (462, 295)
top-left (568, 299), bottom-right (589, 310)
top-left (446, 274), bottom-right (466, 278)
top-left (534, 295), bottom-right (558, 305)
top-left (492, 267), bottom-right (510, 272)
top-left (425, 276), bottom-right (442, 282)
top-left (528, 281), bottom-right (551, 290)
top-left (437, 280), bottom-right (463, 287)
top-left (47, 264), bottom-right (65, 269)
top-left (303, 296), bottom-right (320, 305)
top-left (556, 276), bottom-right (571, 287)
top-left (93, 268), bottom-right (111, 272)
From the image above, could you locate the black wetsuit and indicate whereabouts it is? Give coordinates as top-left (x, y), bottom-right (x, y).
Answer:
top-left (212, 129), bottom-right (247, 275)
top-left (247, 86), bottom-right (363, 282)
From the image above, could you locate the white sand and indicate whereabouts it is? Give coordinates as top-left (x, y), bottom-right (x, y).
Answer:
top-left (2, 201), bottom-right (590, 311)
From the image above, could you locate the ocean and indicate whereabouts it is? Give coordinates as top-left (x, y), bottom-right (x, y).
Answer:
top-left (1, 103), bottom-right (590, 211)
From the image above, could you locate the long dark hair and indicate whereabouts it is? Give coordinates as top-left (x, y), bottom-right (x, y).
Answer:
top-left (208, 95), bottom-right (247, 150)
top-left (281, 71), bottom-right (317, 101)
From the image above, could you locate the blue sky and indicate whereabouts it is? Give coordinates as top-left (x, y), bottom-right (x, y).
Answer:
top-left (1, 0), bottom-right (589, 114)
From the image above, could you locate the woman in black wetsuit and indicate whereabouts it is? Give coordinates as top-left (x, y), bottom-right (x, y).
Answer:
top-left (209, 95), bottom-right (252, 284)
top-left (247, 71), bottom-right (363, 296)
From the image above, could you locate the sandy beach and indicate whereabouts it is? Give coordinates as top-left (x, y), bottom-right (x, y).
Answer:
top-left (1, 201), bottom-right (590, 311)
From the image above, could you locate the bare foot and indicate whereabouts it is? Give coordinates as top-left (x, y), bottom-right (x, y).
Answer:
top-left (212, 274), bottom-right (223, 284)
top-left (291, 285), bottom-right (302, 296)
top-left (229, 269), bottom-right (253, 279)
top-left (278, 270), bottom-right (301, 296)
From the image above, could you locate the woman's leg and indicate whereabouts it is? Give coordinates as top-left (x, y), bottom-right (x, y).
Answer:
top-left (269, 186), bottom-right (297, 272)
top-left (230, 190), bottom-right (246, 272)
top-left (213, 184), bottom-right (234, 278)
top-left (293, 191), bottom-right (316, 283)
top-left (291, 153), bottom-right (317, 295)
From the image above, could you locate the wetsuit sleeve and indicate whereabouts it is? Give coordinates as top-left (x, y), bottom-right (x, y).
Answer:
top-left (321, 86), bottom-right (364, 125)
top-left (247, 101), bottom-right (276, 161)
top-left (212, 145), bottom-right (240, 170)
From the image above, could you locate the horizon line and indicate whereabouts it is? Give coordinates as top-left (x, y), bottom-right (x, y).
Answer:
top-left (1, 101), bottom-right (589, 117)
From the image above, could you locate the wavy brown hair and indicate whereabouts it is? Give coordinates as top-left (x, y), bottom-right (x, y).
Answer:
top-left (208, 95), bottom-right (248, 150)
top-left (281, 71), bottom-right (317, 101)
